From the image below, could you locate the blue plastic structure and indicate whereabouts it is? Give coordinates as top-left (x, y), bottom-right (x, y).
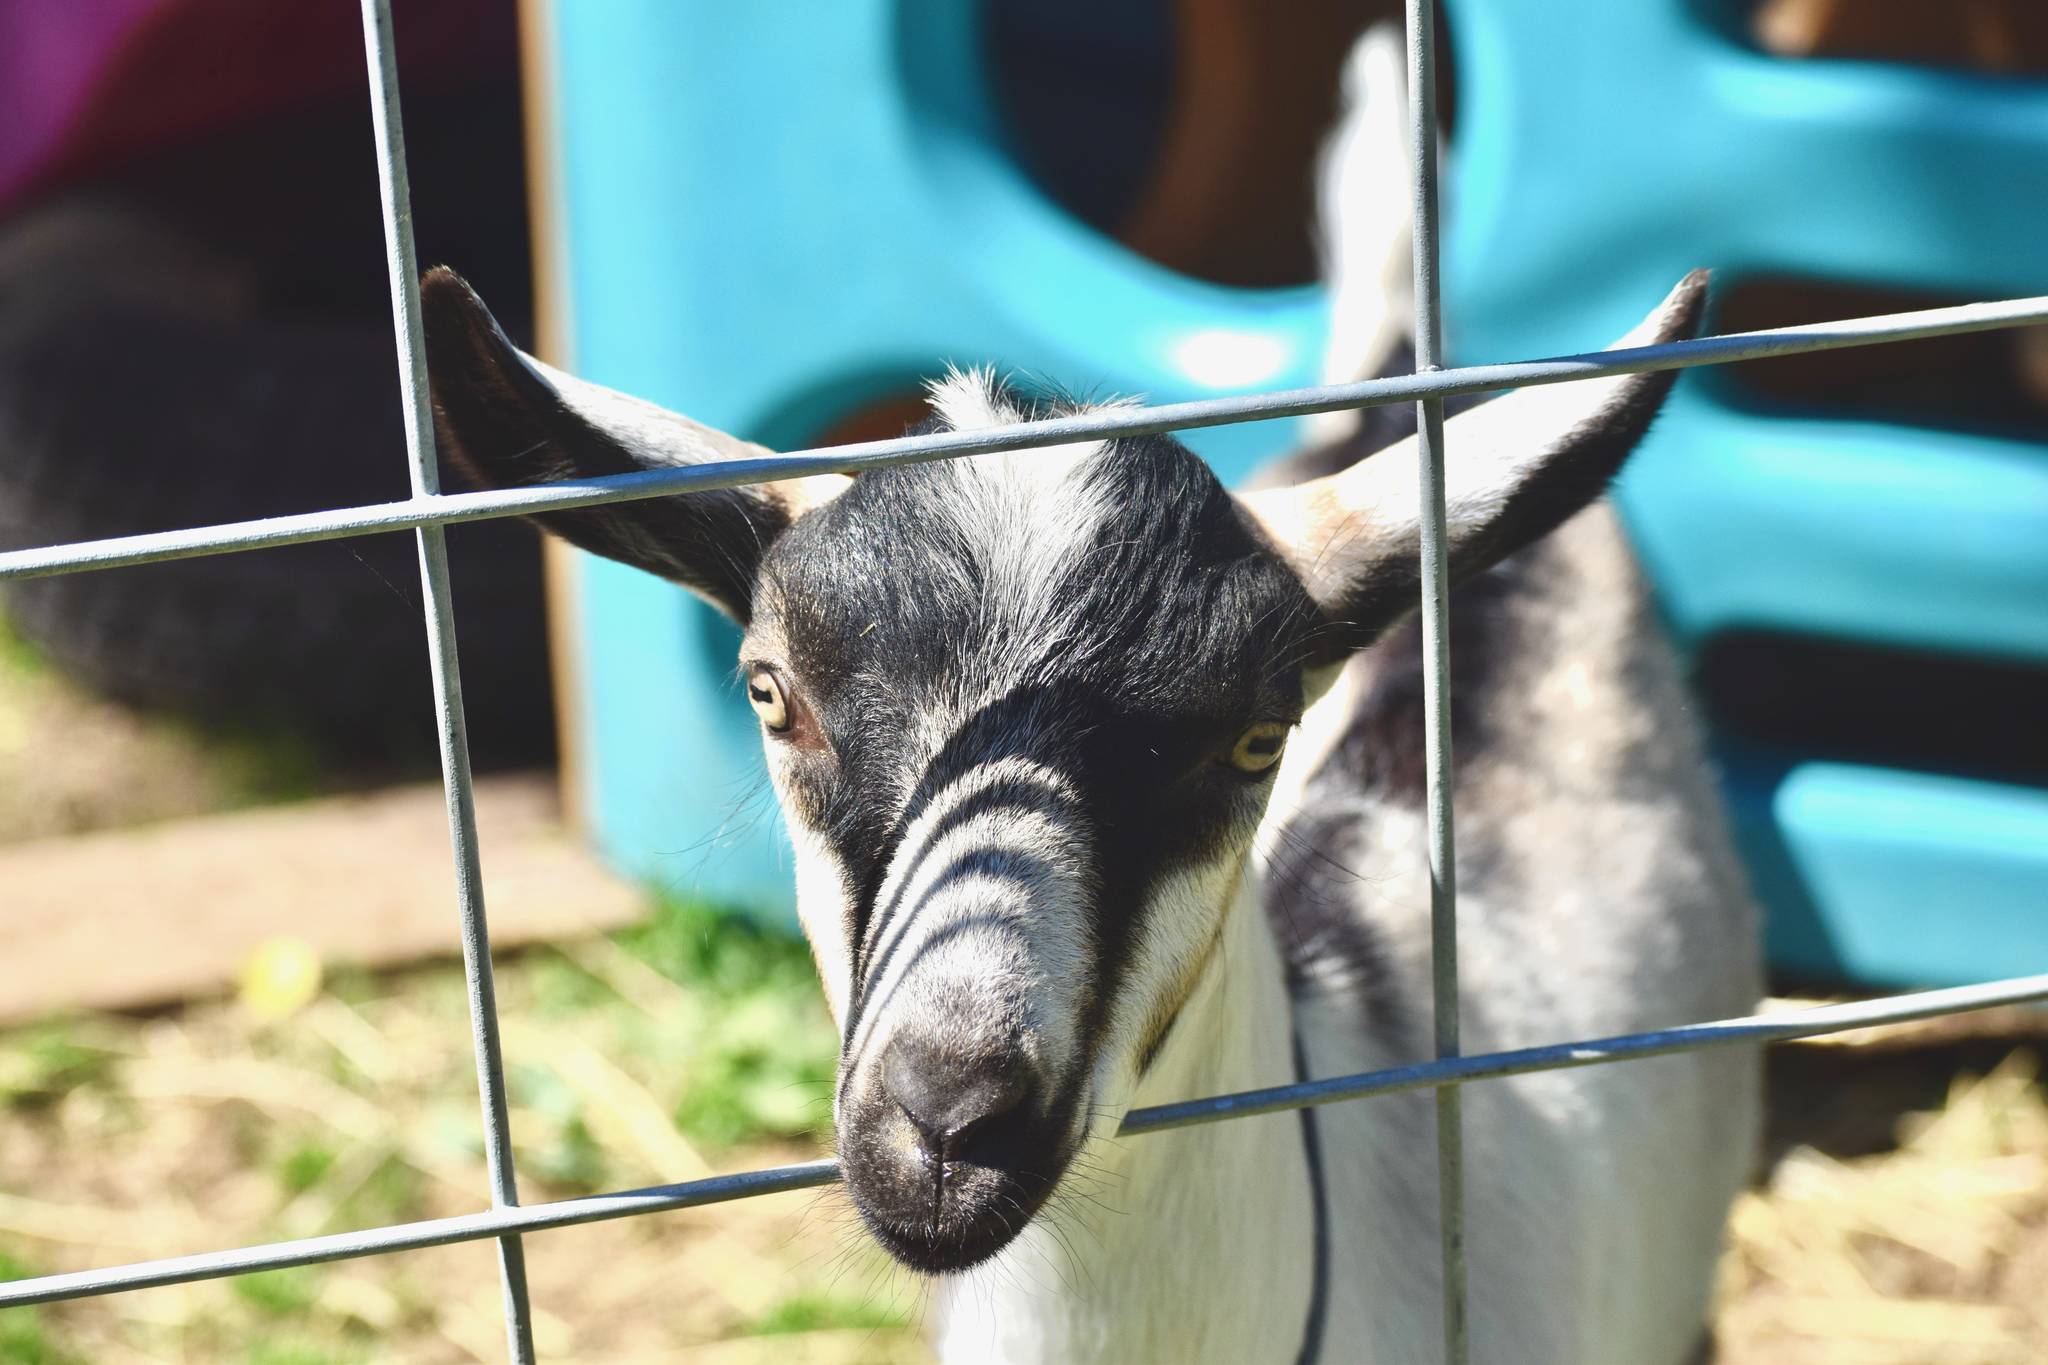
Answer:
top-left (536, 0), bottom-right (1323, 915)
top-left (534, 0), bottom-right (2048, 985)
top-left (1442, 3), bottom-right (2048, 986)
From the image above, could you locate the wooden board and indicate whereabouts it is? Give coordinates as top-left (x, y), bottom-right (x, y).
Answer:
top-left (519, 0), bottom-right (591, 839)
top-left (0, 773), bottom-right (642, 1021)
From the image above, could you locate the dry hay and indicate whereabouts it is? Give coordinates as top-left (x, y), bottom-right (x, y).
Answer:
top-left (1717, 1017), bottom-right (2048, 1365)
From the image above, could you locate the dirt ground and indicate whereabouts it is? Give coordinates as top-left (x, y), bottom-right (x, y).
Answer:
top-left (0, 959), bottom-right (928, 1365)
top-left (2, 976), bottom-right (2040, 1365)
top-left (0, 619), bottom-right (328, 844)
top-left (1, 618), bottom-right (2044, 1363)
top-left (1720, 1022), bottom-right (2048, 1364)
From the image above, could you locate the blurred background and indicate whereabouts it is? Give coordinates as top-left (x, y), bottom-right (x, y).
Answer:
top-left (0, 0), bottom-right (2045, 1361)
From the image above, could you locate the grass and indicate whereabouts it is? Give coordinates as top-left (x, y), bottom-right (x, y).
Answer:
top-left (0, 617), bottom-right (46, 678)
top-left (2, 606), bottom-right (2044, 1362)
top-left (232, 1267), bottom-right (323, 1318)
top-left (0, 1253), bottom-right (77, 1365)
top-left (0, 1024), bottom-right (122, 1109)
top-left (1717, 1042), bottom-right (2048, 1364)
top-left (747, 1288), bottom-right (916, 1337)
top-left (6, 930), bottom-right (2044, 1364)
top-left (0, 896), bottom-right (928, 1364)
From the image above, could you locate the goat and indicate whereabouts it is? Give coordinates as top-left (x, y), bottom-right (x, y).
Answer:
top-left (420, 30), bottom-right (1759, 1362)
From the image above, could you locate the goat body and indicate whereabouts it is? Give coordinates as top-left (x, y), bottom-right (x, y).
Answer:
top-left (931, 496), bottom-right (1759, 1364)
top-left (422, 28), bottom-right (1759, 1362)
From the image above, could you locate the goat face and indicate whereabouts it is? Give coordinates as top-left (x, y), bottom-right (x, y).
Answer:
top-left (422, 266), bottom-right (1708, 1274)
top-left (740, 379), bottom-right (1322, 1269)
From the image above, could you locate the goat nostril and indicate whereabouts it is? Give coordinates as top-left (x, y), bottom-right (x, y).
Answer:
top-left (881, 1037), bottom-right (1033, 1166)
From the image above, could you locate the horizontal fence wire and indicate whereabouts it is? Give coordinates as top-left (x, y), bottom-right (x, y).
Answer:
top-left (2, 294), bottom-right (2047, 1327)
top-left (3, 18), bottom-right (2047, 1338)
top-left (4, 292), bottom-right (2048, 584)
top-left (2, 296), bottom-right (2046, 1334)
top-left (4, 974), bottom-right (2045, 1310)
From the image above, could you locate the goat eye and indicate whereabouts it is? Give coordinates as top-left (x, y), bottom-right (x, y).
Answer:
top-left (1227, 722), bottom-right (1290, 775)
top-left (746, 664), bottom-right (792, 733)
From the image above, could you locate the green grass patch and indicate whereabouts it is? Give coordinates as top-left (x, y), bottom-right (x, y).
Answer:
top-left (524, 952), bottom-right (612, 1016)
top-left (746, 1287), bottom-right (914, 1337)
top-left (320, 1152), bottom-right (425, 1233)
top-left (619, 897), bottom-right (818, 999)
top-left (0, 1253), bottom-right (77, 1365)
top-left (0, 1315), bottom-right (73, 1365)
top-left (619, 899), bottom-right (836, 1148)
top-left (242, 1340), bottom-right (355, 1365)
top-left (0, 1022), bottom-right (121, 1109)
top-left (672, 990), bottom-right (835, 1147)
top-left (0, 616), bottom-right (46, 678)
top-left (275, 1141), bottom-right (340, 1197)
top-left (232, 1267), bottom-right (323, 1318)
top-left (524, 1111), bottom-right (610, 1194)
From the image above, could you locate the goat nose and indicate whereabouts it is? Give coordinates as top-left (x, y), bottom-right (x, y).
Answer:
top-left (881, 1036), bottom-right (1033, 1164)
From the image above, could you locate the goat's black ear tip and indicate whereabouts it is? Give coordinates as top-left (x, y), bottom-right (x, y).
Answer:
top-left (1675, 267), bottom-right (1712, 312)
top-left (419, 265), bottom-right (483, 326)
top-left (419, 263), bottom-right (467, 294)
top-left (418, 268), bottom-right (522, 382)
top-left (1651, 269), bottom-right (1712, 344)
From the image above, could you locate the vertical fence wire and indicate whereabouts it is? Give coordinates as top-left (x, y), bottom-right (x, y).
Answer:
top-left (358, 2), bottom-right (538, 1360)
top-left (0, 5), bottom-right (2024, 1355)
top-left (1404, 2), bottom-right (1468, 1361)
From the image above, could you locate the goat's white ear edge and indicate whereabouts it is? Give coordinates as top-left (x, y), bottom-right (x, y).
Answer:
top-left (420, 266), bottom-right (849, 619)
top-left (1239, 269), bottom-right (1711, 655)
top-left (420, 266), bottom-right (849, 522)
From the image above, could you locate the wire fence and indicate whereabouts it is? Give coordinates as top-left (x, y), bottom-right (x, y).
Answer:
top-left (2, 2), bottom-right (2046, 1361)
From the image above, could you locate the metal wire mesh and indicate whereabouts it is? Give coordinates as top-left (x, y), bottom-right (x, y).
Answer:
top-left (357, 1), bottom-right (535, 1356)
top-left (2, 4), bottom-right (2046, 1362)
top-left (1401, 1), bottom-right (1468, 1353)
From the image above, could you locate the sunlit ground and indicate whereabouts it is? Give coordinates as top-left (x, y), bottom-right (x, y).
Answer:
top-left (0, 616), bottom-right (2043, 1363)
top-left (0, 906), bottom-right (931, 1364)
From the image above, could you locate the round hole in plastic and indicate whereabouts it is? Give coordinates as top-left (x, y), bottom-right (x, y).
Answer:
top-left (1704, 275), bottom-right (2048, 440)
top-left (1703, 0), bottom-right (2048, 74)
top-left (983, 0), bottom-right (1454, 289)
top-left (813, 390), bottom-right (940, 448)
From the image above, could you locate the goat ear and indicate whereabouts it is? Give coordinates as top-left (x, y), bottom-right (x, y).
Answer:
top-left (1240, 270), bottom-right (1710, 663)
top-left (421, 267), bottom-right (847, 622)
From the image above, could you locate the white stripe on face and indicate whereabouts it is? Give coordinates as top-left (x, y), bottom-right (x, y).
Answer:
top-left (923, 369), bottom-right (1130, 694)
top-left (785, 816), bottom-right (856, 1025)
top-left (1087, 847), bottom-right (1252, 1121)
top-left (843, 754), bottom-right (1095, 1090)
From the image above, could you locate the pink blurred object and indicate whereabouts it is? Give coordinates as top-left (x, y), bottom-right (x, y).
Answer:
top-left (0, 0), bottom-right (513, 213)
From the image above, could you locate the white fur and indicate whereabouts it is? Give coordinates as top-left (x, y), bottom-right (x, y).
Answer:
top-left (785, 817), bottom-right (856, 1024)
top-left (923, 367), bottom-right (1132, 691)
top-left (928, 565), bottom-right (1757, 1362)
top-left (748, 28), bottom-right (1755, 1362)
top-left (845, 755), bottom-right (1095, 1089)
top-left (935, 859), bottom-right (1315, 1364)
top-left (1308, 22), bottom-right (1416, 443)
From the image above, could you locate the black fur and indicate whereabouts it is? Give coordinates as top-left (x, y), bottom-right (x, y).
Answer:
top-left (759, 390), bottom-right (1322, 1072)
top-left (1240, 275), bottom-right (1714, 1019)
top-left (420, 267), bottom-right (789, 620)
top-left (1306, 271), bottom-right (1711, 661)
top-left (737, 388), bottom-right (1327, 1269)
top-left (419, 268), bottom-right (1706, 1273)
